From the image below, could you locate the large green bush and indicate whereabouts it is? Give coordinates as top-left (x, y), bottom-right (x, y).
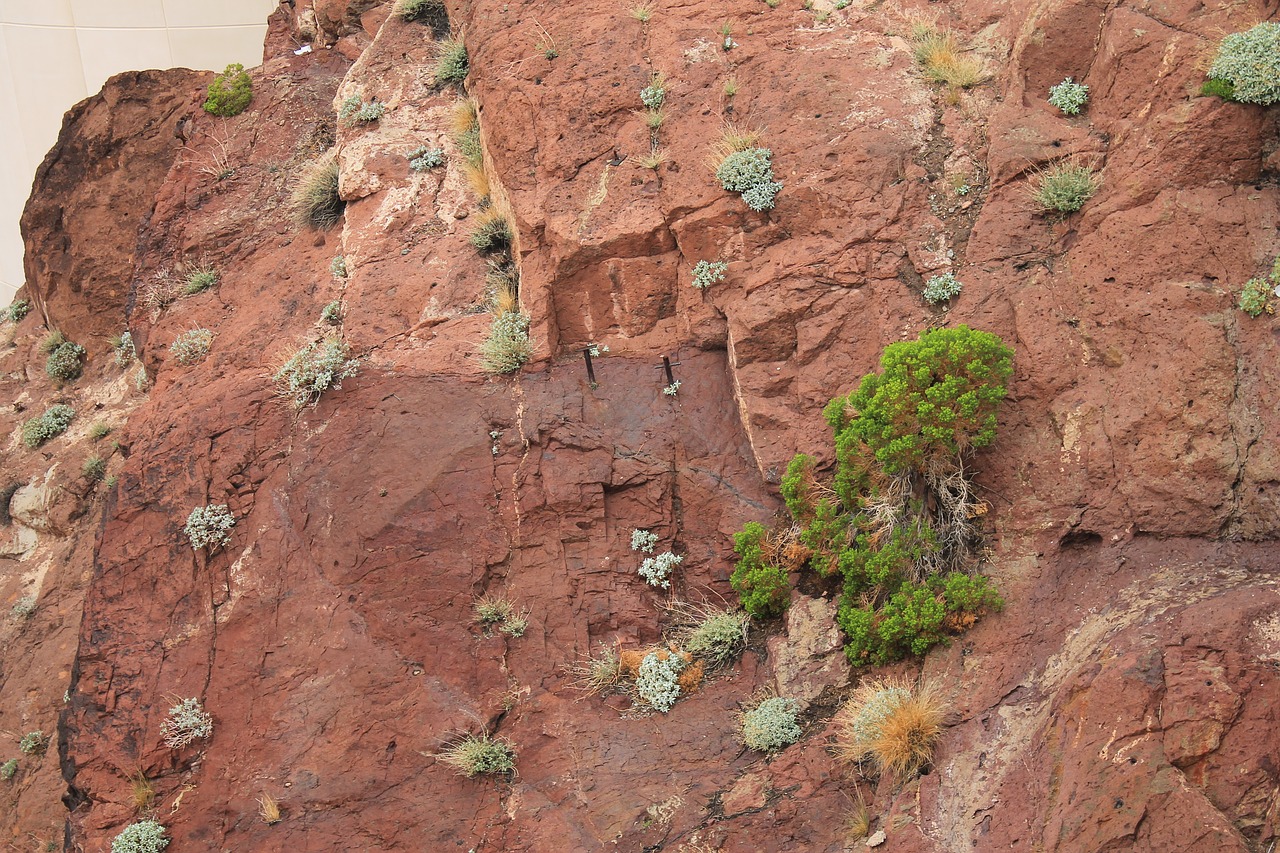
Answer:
top-left (729, 522), bottom-right (791, 618)
top-left (1207, 22), bottom-right (1280, 106)
top-left (203, 63), bottom-right (252, 117)
top-left (22, 404), bottom-right (75, 448)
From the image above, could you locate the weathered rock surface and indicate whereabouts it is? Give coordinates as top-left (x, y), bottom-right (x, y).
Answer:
top-left (0, 0), bottom-right (1277, 850)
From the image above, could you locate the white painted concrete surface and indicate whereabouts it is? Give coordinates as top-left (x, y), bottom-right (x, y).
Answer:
top-left (0, 0), bottom-right (278, 303)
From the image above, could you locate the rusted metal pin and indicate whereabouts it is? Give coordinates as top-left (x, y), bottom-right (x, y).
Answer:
top-left (583, 347), bottom-right (597, 386)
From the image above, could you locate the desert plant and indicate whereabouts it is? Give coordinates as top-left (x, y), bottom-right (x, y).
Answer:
top-left (330, 255), bottom-right (349, 280)
top-left (321, 301), bottom-right (343, 325)
top-left (203, 63), bottom-right (252, 117)
top-left (833, 677), bottom-right (945, 777)
top-left (1047, 77), bottom-right (1089, 115)
top-left (184, 504), bottom-right (236, 551)
top-left (45, 337), bottom-right (85, 381)
top-left (134, 365), bottom-right (150, 392)
top-left (691, 260), bottom-right (728, 290)
top-left (1031, 161), bottom-right (1099, 213)
top-left (89, 422), bottom-right (112, 440)
top-left (273, 337), bottom-right (361, 407)
top-left (1200, 78), bottom-right (1237, 100)
top-left (339, 96), bottom-right (385, 125)
top-left (408, 146), bottom-right (446, 171)
top-left (22, 404), bottom-right (75, 448)
top-left (110, 819), bottom-right (168, 853)
top-left (922, 272), bottom-right (962, 304)
top-left (662, 380), bottom-right (682, 397)
top-left (741, 696), bottom-right (802, 752)
top-left (1206, 22), bottom-right (1280, 106)
top-left (634, 147), bottom-right (669, 170)
top-left (673, 602), bottom-right (749, 668)
top-left (11, 596), bottom-right (36, 620)
top-left (473, 593), bottom-right (529, 637)
top-left (130, 771), bottom-right (155, 810)
top-left (631, 528), bottom-right (659, 553)
top-left (395, 0), bottom-right (446, 21)
top-left (639, 551), bottom-right (683, 589)
top-left (479, 311), bottom-right (532, 374)
top-left (1237, 257), bottom-right (1280, 317)
top-left (18, 731), bottom-right (46, 755)
top-left (169, 328), bottom-right (213, 365)
top-left (291, 150), bottom-right (344, 229)
top-left (436, 37), bottom-right (469, 85)
top-left (470, 209), bottom-right (513, 254)
top-left (910, 26), bottom-right (983, 88)
top-left (715, 146), bottom-right (782, 211)
top-left (111, 331), bottom-right (136, 366)
top-left (730, 522), bottom-right (791, 618)
top-left (182, 265), bottom-right (219, 295)
top-left (629, 2), bottom-right (653, 22)
top-left (439, 733), bottom-right (516, 777)
top-left (451, 99), bottom-right (484, 168)
top-left (82, 456), bottom-right (107, 481)
top-left (0, 759), bottom-right (16, 780)
top-left (258, 792), bottom-right (282, 824)
top-left (5, 300), bottom-right (29, 323)
top-left (640, 73), bottom-right (666, 110)
top-left (635, 650), bottom-right (686, 712)
top-left (159, 697), bottom-right (213, 748)
top-left (567, 643), bottom-right (622, 694)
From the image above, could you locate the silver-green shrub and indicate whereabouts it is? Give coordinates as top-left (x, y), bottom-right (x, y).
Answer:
top-left (691, 260), bottom-right (728, 289)
top-left (18, 731), bottom-right (46, 755)
top-left (160, 697), bottom-right (213, 748)
top-left (479, 312), bottom-right (532, 374)
top-left (0, 759), bottom-right (16, 780)
top-left (408, 146), bottom-right (445, 171)
top-left (184, 504), bottom-right (236, 551)
top-left (273, 337), bottom-right (360, 407)
top-left (330, 255), bottom-right (349, 280)
top-left (716, 148), bottom-right (782, 211)
top-left (5, 300), bottom-right (29, 323)
top-left (22, 404), bottom-right (75, 448)
top-left (685, 609), bottom-right (749, 667)
top-left (1207, 22), bottom-right (1280, 105)
top-left (640, 77), bottom-right (666, 110)
top-left (112, 331), bottom-right (136, 367)
top-left (46, 341), bottom-right (85, 381)
top-left (111, 820), bottom-right (169, 853)
top-left (635, 651), bottom-right (685, 712)
top-left (11, 596), bottom-right (36, 620)
top-left (1047, 77), bottom-right (1089, 115)
top-left (923, 272), bottom-right (962, 304)
top-left (630, 528), bottom-right (658, 553)
top-left (742, 697), bottom-right (802, 752)
top-left (321, 301), bottom-right (343, 325)
top-left (339, 96), bottom-right (384, 125)
top-left (436, 38), bottom-right (469, 84)
top-left (169, 328), bottom-right (213, 365)
top-left (639, 552), bottom-right (682, 589)
top-left (439, 734), bottom-right (516, 777)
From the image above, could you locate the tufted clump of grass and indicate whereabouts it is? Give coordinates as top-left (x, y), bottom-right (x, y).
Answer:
top-left (182, 265), bottom-right (219, 295)
top-left (1206, 22), bottom-right (1280, 105)
top-left (469, 208), bottom-right (513, 254)
top-left (691, 260), bottom-right (728, 290)
top-left (1030, 161), bottom-right (1099, 213)
top-left (160, 697), bottom-right (213, 749)
top-left (82, 456), bottom-right (106, 481)
top-left (479, 311), bottom-right (532, 374)
top-left (567, 643), bottom-right (621, 694)
top-left (1047, 77), bottom-right (1089, 115)
top-left (714, 141), bottom-right (782, 211)
top-left (435, 37), bottom-right (469, 85)
top-left (110, 819), bottom-right (168, 853)
top-left (439, 733), bottom-right (516, 777)
top-left (22, 404), bottom-right (75, 448)
top-left (676, 602), bottom-right (750, 669)
top-left (833, 677), bottom-right (946, 777)
top-left (473, 593), bottom-right (529, 637)
top-left (169, 328), bottom-right (213, 365)
top-left (273, 337), bottom-right (360, 407)
top-left (910, 25), bottom-right (983, 88)
top-left (923, 272), bottom-right (962, 304)
top-left (184, 504), bottom-right (236, 551)
top-left (290, 150), bottom-right (344, 229)
top-left (395, 0), bottom-right (446, 22)
top-left (741, 696), bottom-right (802, 752)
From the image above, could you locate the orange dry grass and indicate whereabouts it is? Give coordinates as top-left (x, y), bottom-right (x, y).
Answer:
top-left (707, 123), bottom-right (763, 174)
top-left (833, 677), bottom-right (946, 778)
top-left (910, 27), bottom-right (983, 88)
top-left (462, 160), bottom-right (490, 200)
top-left (676, 659), bottom-right (705, 695)
top-left (449, 97), bottom-right (479, 136)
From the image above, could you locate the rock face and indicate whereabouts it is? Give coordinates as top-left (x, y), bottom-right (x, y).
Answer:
top-left (1, 0), bottom-right (1278, 850)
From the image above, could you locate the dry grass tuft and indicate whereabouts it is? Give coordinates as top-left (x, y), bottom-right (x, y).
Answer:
top-left (833, 677), bottom-right (946, 778)
top-left (708, 123), bottom-right (763, 172)
top-left (289, 149), bottom-right (344, 229)
top-left (676, 659), bottom-right (705, 695)
top-left (258, 792), bottom-right (282, 824)
top-left (633, 147), bottom-right (670, 170)
top-left (462, 160), bottom-right (491, 201)
top-left (450, 98), bottom-right (479, 137)
top-left (565, 642), bottom-right (622, 695)
top-left (910, 26), bottom-right (984, 88)
top-left (130, 771), bottom-right (155, 811)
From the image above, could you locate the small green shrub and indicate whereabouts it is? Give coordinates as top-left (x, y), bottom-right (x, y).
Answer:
top-left (330, 255), bottom-right (349, 280)
top-left (82, 456), bottom-right (106, 481)
top-left (22, 405), bottom-right (75, 448)
top-left (638, 551), bottom-right (682, 589)
top-left (11, 596), bottom-right (36, 619)
top-left (291, 151), bottom-right (344, 229)
top-left (1200, 78), bottom-right (1237, 101)
top-left (88, 422), bottom-right (112, 440)
top-left (630, 528), bottom-right (659, 553)
top-left (0, 759), bottom-right (16, 780)
top-left (479, 312), bottom-right (532, 374)
top-left (182, 266), bottom-right (219, 295)
top-left (110, 331), bottom-right (136, 366)
top-left (691, 260), bottom-right (728, 290)
top-left (5, 300), bottom-right (29, 323)
top-left (169, 328), bottom-right (213, 365)
top-left (439, 734), bottom-right (516, 777)
top-left (1206, 22), bottom-right (1280, 105)
top-left (922, 272), bottom-right (962, 304)
top-left (473, 594), bottom-right (529, 637)
top-left (203, 64), bottom-right (252, 117)
top-left (1238, 257), bottom-right (1279, 317)
top-left (730, 522), bottom-right (791, 618)
top-left (681, 606), bottom-right (749, 668)
top-left (741, 697), bottom-right (802, 752)
top-left (635, 650), bottom-right (686, 712)
top-left (160, 697), bottom-right (213, 748)
top-left (435, 38), bottom-right (469, 85)
top-left (640, 73), bottom-right (666, 110)
top-left (321, 301), bottom-right (343, 325)
top-left (339, 96), bottom-right (385, 126)
top-left (395, 0), bottom-right (446, 21)
top-left (273, 337), bottom-right (360, 407)
top-left (408, 146), bottom-right (446, 171)
top-left (1047, 77), bottom-right (1089, 115)
top-left (18, 731), bottom-right (46, 755)
top-left (1031, 162), bottom-right (1099, 213)
top-left (110, 819), bottom-right (169, 853)
top-left (46, 340), bottom-right (85, 381)
top-left (716, 147), bottom-right (782, 211)
top-left (184, 504), bottom-right (236, 551)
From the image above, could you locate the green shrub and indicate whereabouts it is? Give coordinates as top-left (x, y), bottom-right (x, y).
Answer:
top-left (110, 331), bottom-right (136, 366)
top-left (82, 456), bottom-right (106, 481)
top-left (18, 731), bottom-right (46, 755)
top-left (1238, 258), bottom-right (1279, 317)
top-left (716, 147), bottom-right (782, 211)
top-left (922, 272), bottom-right (962, 304)
top-left (184, 504), bottom-right (236, 551)
top-left (730, 522), bottom-right (791, 618)
top-left (203, 63), bottom-right (252, 117)
top-left (408, 146), bottom-right (445, 171)
top-left (169, 328), bottom-right (213, 365)
top-left (321, 301), bottom-right (343, 325)
top-left (88, 422), bottom-right (112, 441)
top-left (439, 734), bottom-right (516, 777)
top-left (1200, 78), bottom-right (1237, 101)
top-left (273, 337), bottom-right (360, 407)
top-left (833, 325), bottom-right (1013, 475)
top-left (22, 404), bottom-right (75, 448)
top-left (435, 38), bottom-right (469, 85)
top-left (1047, 77), bottom-right (1088, 115)
top-left (1207, 22), bottom-right (1280, 105)
top-left (741, 697), bottom-right (802, 752)
top-left (46, 340), bottom-right (85, 381)
top-left (5, 300), bottom-right (29, 323)
top-left (183, 266), bottom-right (219, 295)
top-left (0, 759), bottom-right (16, 780)
top-left (1031, 161), bottom-right (1099, 213)
top-left (291, 151), bottom-right (344, 229)
top-left (479, 311), bottom-right (532, 374)
top-left (339, 96), bottom-right (385, 126)
top-left (111, 820), bottom-right (168, 853)
top-left (691, 260), bottom-right (728, 290)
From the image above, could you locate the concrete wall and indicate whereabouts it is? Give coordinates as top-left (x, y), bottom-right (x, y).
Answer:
top-left (0, 0), bottom-right (278, 304)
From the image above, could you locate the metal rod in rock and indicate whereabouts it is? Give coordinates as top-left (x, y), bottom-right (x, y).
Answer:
top-left (583, 348), bottom-right (597, 386)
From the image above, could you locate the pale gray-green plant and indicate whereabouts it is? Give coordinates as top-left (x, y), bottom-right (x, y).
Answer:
top-left (110, 820), bottom-right (169, 853)
top-left (639, 551), bottom-right (682, 589)
top-left (339, 96), bottom-right (385, 125)
top-left (160, 697), bottom-right (213, 748)
top-left (5, 300), bottom-right (29, 323)
top-left (330, 255), bottom-right (348, 280)
top-left (681, 604), bottom-right (749, 668)
top-left (438, 734), bottom-right (516, 777)
top-left (691, 260), bottom-right (728, 290)
top-left (0, 759), bottom-right (16, 780)
top-left (22, 404), bottom-right (75, 448)
top-left (635, 650), bottom-right (685, 712)
top-left (45, 338), bottom-right (85, 381)
top-left (479, 312), bottom-right (532, 374)
top-left (169, 328), bottom-right (213, 365)
top-left (1031, 162), bottom-right (1099, 213)
top-left (18, 731), bottom-right (46, 755)
top-left (408, 146), bottom-right (446, 171)
top-left (1207, 22), bottom-right (1280, 105)
top-left (742, 697), bottom-right (802, 752)
top-left (1047, 77), bottom-right (1088, 115)
top-left (184, 504), bottom-right (236, 551)
top-left (923, 272), bottom-right (962, 304)
top-left (716, 148), bottom-right (782, 211)
top-left (631, 528), bottom-right (658, 553)
top-left (321, 301), bottom-right (343, 325)
top-left (273, 337), bottom-right (360, 407)
top-left (640, 73), bottom-right (666, 110)
top-left (11, 596), bottom-right (36, 620)
top-left (111, 331), bottom-right (136, 366)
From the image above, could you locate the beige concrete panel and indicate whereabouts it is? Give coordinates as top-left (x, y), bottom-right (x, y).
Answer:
top-left (0, 31), bottom-right (28, 296)
top-left (166, 25), bottom-right (266, 72)
top-left (0, 0), bottom-right (74, 26)
top-left (69, 0), bottom-right (166, 29)
top-left (5, 25), bottom-right (88, 166)
top-left (161, 0), bottom-right (277, 29)
top-left (77, 28), bottom-right (174, 94)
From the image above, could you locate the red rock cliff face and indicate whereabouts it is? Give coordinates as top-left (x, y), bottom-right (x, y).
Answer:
top-left (3, 0), bottom-right (1279, 850)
